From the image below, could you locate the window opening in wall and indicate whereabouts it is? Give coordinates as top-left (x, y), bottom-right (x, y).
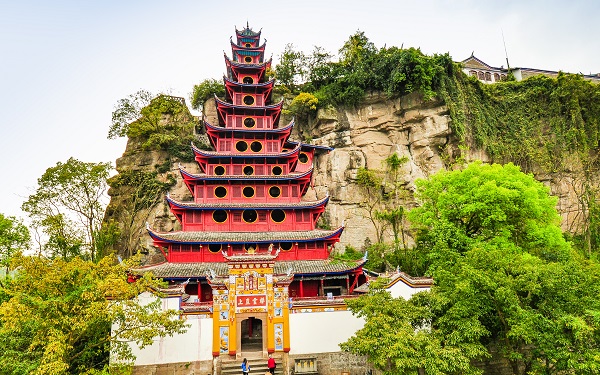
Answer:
top-left (243, 76), bottom-right (254, 84)
top-left (280, 242), bottom-right (293, 251)
top-left (250, 141), bottom-right (263, 152)
top-left (243, 95), bottom-right (255, 105)
top-left (243, 165), bottom-right (254, 175)
top-left (244, 56), bottom-right (252, 63)
top-left (243, 209), bottom-right (258, 223)
top-left (213, 210), bottom-right (228, 223)
top-left (236, 141), bottom-right (248, 152)
top-left (214, 165), bottom-right (226, 175)
top-left (244, 117), bottom-right (256, 128)
top-left (243, 186), bottom-right (255, 198)
top-left (272, 166), bottom-right (283, 175)
top-left (271, 209), bottom-right (285, 223)
top-left (208, 243), bottom-right (222, 253)
top-left (269, 186), bottom-right (281, 198)
top-left (298, 153), bottom-right (309, 163)
top-left (215, 186), bottom-right (227, 198)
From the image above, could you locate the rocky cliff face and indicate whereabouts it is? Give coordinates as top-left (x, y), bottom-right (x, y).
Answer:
top-left (106, 92), bottom-right (589, 257)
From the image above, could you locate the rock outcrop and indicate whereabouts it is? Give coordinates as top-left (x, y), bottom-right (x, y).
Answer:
top-left (106, 92), bottom-right (592, 257)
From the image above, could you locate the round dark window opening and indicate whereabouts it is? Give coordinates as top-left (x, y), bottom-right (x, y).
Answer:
top-left (208, 244), bottom-right (222, 253)
top-left (213, 210), bottom-right (228, 223)
top-left (298, 153), bottom-right (309, 163)
top-left (250, 141), bottom-right (263, 152)
top-left (244, 117), bottom-right (256, 127)
top-left (271, 209), bottom-right (285, 223)
top-left (269, 186), bottom-right (281, 198)
top-left (280, 242), bottom-right (293, 251)
top-left (214, 186), bottom-right (227, 198)
top-left (243, 96), bottom-right (255, 105)
top-left (272, 166), bottom-right (283, 175)
top-left (242, 186), bottom-right (255, 198)
top-left (243, 210), bottom-right (258, 223)
top-left (243, 166), bottom-right (254, 175)
top-left (235, 141), bottom-right (248, 152)
top-left (244, 56), bottom-right (252, 63)
top-left (214, 165), bottom-right (225, 175)
top-left (243, 77), bottom-right (254, 84)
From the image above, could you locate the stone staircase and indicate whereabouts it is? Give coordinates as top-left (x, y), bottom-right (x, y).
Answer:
top-left (221, 357), bottom-right (283, 375)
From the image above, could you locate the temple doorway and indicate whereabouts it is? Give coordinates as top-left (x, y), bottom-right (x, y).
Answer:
top-left (240, 317), bottom-right (263, 353)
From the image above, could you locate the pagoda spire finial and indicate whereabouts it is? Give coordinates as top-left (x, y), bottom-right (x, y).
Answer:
top-left (246, 20), bottom-right (249, 29)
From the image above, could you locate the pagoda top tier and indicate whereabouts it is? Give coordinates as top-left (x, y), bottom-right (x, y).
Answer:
top-left (235, 23), bottom-right (261, 45)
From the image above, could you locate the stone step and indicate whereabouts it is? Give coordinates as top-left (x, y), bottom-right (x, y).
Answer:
top-left (221, 358), bottom-right (283, 375)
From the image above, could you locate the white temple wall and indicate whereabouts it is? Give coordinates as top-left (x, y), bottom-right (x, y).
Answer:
top-left (288, 310), bottom-right (365, 354)
top-left (388, 280), bottom-right (430, 300)
top-left (128, 314), bottom-right (213, 365)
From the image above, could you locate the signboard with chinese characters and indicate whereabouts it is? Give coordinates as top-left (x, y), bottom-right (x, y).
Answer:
top-left (236, 294), bottom-right (267, 312)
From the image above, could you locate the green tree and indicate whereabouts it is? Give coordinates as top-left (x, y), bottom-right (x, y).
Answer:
top-left (342, 288), bottom-right (486, 375)
top-left (344, 162), bottom-right (600, 374)
top-left (108, 90), bottom-right (153, 139)
top-left (274, 43), bottom-right (306, 91)
top-left (0, 214), bottom-right (30, 272)
top-left (0, 255), bottom-right (188, 374)
top-left (190, 78), bottom-right (226, 111)
top-left (22, 158), bottom-right (112, 262)
top-left (40, 214), bottom-right (84, 260)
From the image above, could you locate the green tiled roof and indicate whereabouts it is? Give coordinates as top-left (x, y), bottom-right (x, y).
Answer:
top-left (133, 259), bottom-right (363, 279)
top-left (148, 227), bottom-right (343, 244)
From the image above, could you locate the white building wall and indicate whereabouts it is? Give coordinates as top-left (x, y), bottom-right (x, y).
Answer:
top-left (129, 314), bottom-right (214, 365)
top-left (388, 280), bottom-right (430, 300)
top-left (114, 293), bottom-right (214, 365)
top-left (288, 310), bottom-right (365, 354)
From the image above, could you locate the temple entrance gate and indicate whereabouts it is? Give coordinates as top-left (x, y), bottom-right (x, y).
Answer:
top-left (239, 315), bottom-right (265, 354)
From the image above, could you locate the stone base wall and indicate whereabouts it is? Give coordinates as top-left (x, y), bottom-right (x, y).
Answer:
top-left (288, 352), bottom-right (373, 375)
top-left (132, 359), bottom-right (213, 375)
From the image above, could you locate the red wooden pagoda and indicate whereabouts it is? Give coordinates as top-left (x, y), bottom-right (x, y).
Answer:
top-left (140, 24), bottom-right (367, 356)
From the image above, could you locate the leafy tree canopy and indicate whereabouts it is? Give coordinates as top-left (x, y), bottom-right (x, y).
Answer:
top-left (0, 214), bottom-right (30, 271)
top-left (0, 255), bottom-right (188, 374)
top-left (108, 90), bottom-right (153, 139)
top-left (190, 79), bottom-right (226, 111)
top-left (22, 158), bottom-right (112, 262)
top-left (344, 162), bottom-right (600, 374)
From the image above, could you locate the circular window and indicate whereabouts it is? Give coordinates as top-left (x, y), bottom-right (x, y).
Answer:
top-left (243, 210), bottom-right (258, 223)
top-left (280, 242), bottom-right (293, 251)
top-left (245, 243), bottom-right (257, 252)
top-left (250, 141), bottom-right (263, 152)
top-left (235, 141), bottom-right (248, 152)
top-left (214, 186), bottom-right (227, 198)
top-left (243, 76), bottom-right (254, 84)
top-left (243, 95), bottom-right (255, 105)
top-left (208, 244), bottom-right (222, 253)
top-left (213, 210), bottom-right (228, 223)
top-left (242, 186), bottom-right (255, 198)
top-left (298, 152), bottom-right (309, 163)
top-left (243, 165), bottom-right (254, 175)
top-left (244, 117), bottom-right (256, 128)
top-left (269, 186), bottom-right (281, 198)
top-left (214, 165), bottom-right (225, 175)
top-left (245, 43), bottom-right (251, 48)
top-left (272, 166), bottom-right (283, 175)
top-left (271, 209), bottom-right (285, 223)
top-left (244, 56), bottom-right (253, 63)
top-left (281, 148), bottom-right (289, 153)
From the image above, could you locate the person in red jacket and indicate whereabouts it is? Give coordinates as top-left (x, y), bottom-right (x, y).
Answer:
top-left (267, 354), bottom-right (276, 375)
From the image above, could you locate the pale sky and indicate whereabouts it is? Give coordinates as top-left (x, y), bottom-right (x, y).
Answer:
top-left (1, 0), bottom-right (598, 220)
